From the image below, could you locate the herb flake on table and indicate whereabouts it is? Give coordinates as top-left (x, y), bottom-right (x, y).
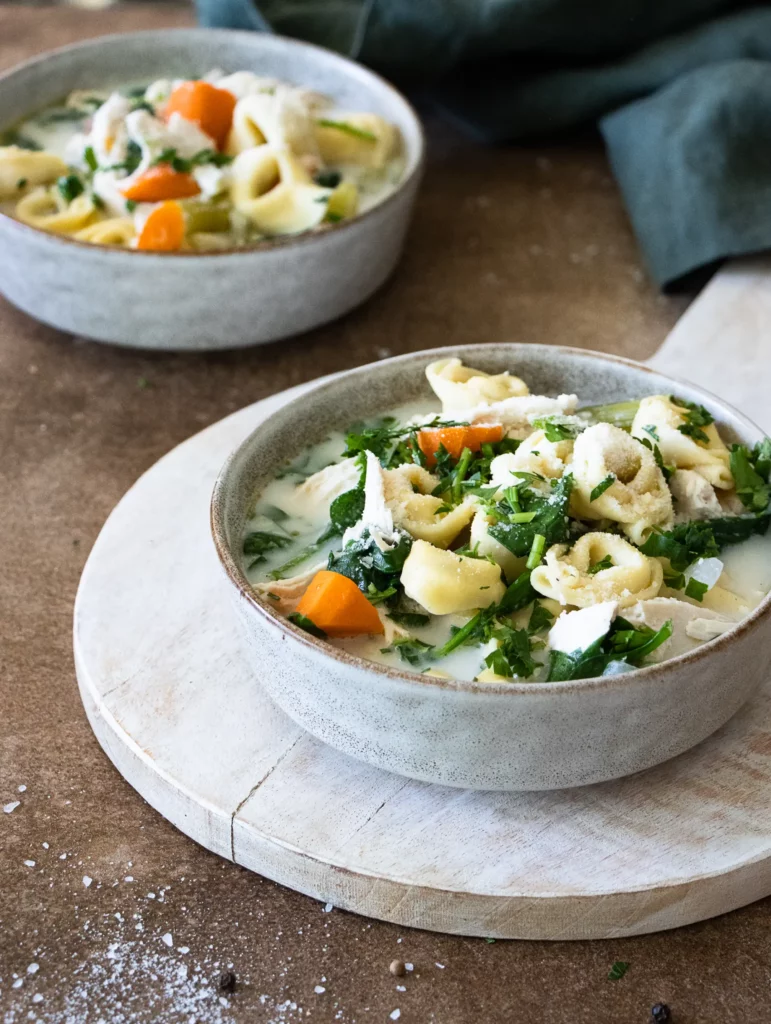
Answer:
top-left (607, 960), bottom-right (630, 981)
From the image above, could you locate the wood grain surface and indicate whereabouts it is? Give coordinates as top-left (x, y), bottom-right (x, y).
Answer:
top-left (5, 5), bottom-right (771, 1024)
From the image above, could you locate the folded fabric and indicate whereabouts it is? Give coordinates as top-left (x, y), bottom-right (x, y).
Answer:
top-left (196, 0), bottom-right (771, 287)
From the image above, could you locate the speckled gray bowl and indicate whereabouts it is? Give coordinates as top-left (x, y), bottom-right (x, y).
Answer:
top-left (211, 344), bottom-right (771, 790)
top-left (0, 29), bottom-right (423, 350)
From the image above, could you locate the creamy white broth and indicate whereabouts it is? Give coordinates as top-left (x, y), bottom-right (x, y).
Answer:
top-left (243, 360), bottom-right (771, 683)
top-left (0, 72), bottom-right (404, 251)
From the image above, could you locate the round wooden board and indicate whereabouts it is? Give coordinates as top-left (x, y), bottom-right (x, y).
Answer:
top-left (74, 386), bottom-right (771, 940)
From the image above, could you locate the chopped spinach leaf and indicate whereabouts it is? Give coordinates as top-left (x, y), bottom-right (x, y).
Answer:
top-left (489, 474), bottom-right (573, 558)
top-left (436, 569), bottom-right (536, 658)
top-left (380, 636), bottom-right (435, 667)
top-left (56, 174), bottom-right (84, 203)
top-left (328, 529), bottom-right (412, 598)
top-left (288, 612), bottom-right (327, 639)
top-left (547, 617), bottom-right (672, 681)
top-left (104, 139), bottom-right (143, 174)
top-left (329, 486), bottom-right (366, 533)
top-left (590, 474), bottom-right (615, 502)
top-left (640, 515), bottom-right (770, 571)
top-left (484, 625), bottom-right (538, 679)
top-left (729, 443), bottom-right (771, 513)
top-left (387, 610), bottom-right (430, 628)
top-left (84, 145), bottom-right (98, 172)
top-left (314, 169), bottom-right (342, 188)
top-left (125, 199), bottom-right (137, 213)
top-left (243, 530), bottom-right (292, 568)
top-left (527, 601), bottom-right (554, 635)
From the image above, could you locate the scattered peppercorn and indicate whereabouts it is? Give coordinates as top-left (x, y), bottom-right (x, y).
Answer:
top-left (218, 970), bottom-right (237, 994)
top-left (389, 960), bottom-right (406, 977)
top-left (651, 1004), bottom-right (671, 1023)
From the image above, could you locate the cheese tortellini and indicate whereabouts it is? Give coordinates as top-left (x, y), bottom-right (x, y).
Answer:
top-left (1, 70), bottom-right (403, 250)
top-left (490, 429), bottom-right (573, 485)
top-left (230, 146), bottom-right (328, 234)
top-left (400, 539), bottom-right (505, 615)
top-left (381, 464), bottom-right (477, 548)
top-left (631, 396), bottom-right (732, 489)
top-left (571, 423), bottom-right (674, 544)
top-left (426, 357), bottom-right (529, 413)
top-left (0, 146), bottom-right (68, 200)
top-left (531, 532), bottom-right (664, 609)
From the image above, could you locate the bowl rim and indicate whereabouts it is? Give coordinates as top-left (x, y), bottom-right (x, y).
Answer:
top-left (0, 27), bottom-right (425, 259)
top-left (211, 342), bottom-right (771, 696)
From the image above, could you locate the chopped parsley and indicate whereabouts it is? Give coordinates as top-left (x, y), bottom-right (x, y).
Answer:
top-left (84, 145), bottom-right (99, 172)
top-left (642, 424), bottom-right (660, 441)
top-left (126, 199), bottom-right (137, 213)
top-left (152, 147), bottom-right (234, 173)
top-left (484, 624), bottom-right (539, 679)
top-left (729, 443), bottom-right (771, 513)
top-left (547, 617), bottom-right (673, 681)
top-left (56, 174), bottom-right (85, 203)
top-left (670, 395), bottom-right (714, 445)
top-left (436, 569), bottom-right (537, 658)
top-left (587, 554), bottom-right (614, 575)
top-left (607, 961), bottom-right (630, 982)
top-left (590, 474), bottom-right (615, 502)
top-left (527, 601), bottom-right (554, 635)
top-left (684, 577), bottom-right (709, 602)
top-left (380, 636), bottom-right (435, 667)
top-left (639, 515), bottom-right (770, 571)
top-left (317, 119), bottom-right (377, 142)
top-left (314, 169), bottom-right (342, 188)
top-left (637, 434), bottom-right (674, 481)
top-left (16, 178), bottom-right (27, 190)
top-left (531, 415), bottom-right (583, 442)
top-left (243, 529), bottom-right (293, 568)
top-left (104, 139), bottom-right (143, 174)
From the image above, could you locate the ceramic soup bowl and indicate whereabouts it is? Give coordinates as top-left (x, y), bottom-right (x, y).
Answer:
top-left (0, 29), bottom-right (423, 350)
top-left (211, 344), bottom-right (771, 790)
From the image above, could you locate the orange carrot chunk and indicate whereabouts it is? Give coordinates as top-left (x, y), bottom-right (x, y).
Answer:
top-left (417, 424), bottom-right (504, 466)
top-left (122, 164), bottom-right (201, 203)
top-left (165, 80), bottom-right (236, 150)
top-left (295, 570), bottom-right (385, 638)
top-left (136, 200), bottom-right (186, 252)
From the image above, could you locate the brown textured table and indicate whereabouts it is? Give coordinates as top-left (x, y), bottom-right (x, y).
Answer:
top-left (2, 5), bottom-right (768, 1024)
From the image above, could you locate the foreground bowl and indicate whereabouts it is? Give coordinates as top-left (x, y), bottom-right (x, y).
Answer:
top-left (0, 29), bottom-right (423, 350)
top-left (211, 344), bottom-right (771, 790)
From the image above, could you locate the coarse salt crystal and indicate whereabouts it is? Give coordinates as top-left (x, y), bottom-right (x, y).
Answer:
top-left (390, 1011), bottom-right (401, 1021)
top-left (83, 876), bottom-right (93, 888)
top-left (435, 962), bottom-right (445, 969)
top-left (396, 985), bottom-right (406, 992)
top-left (32, 994), bottom-right (43, 1004)
top-left (42, 843), bottom-right (49, 850)
top-left (179, 946), bottom-right (190, 954)
top-left (323, 903), bottom-right (334, 913)
top-left (18, 785), bottom-right (27, 792)
top-left (124, 876), bottom-right (134, 882)
top-left (24, 860), bottom-right (36, 868)
top-left (147, 892), bottom-right (156, 899)
top-left (27, 963), bottom-right (39, 974)
top-left (404, 963), bottom-right (414, 972)
top-left (12, 979), bottom-right (23, 989)
top-left (3, 801), bottom-right (20, 814)
top-left (59, 853), bottom-right (67, 860)
top-left (314, 985), bottom-right (326, 994)
top-left (161, 932), bottom-right (173, 947)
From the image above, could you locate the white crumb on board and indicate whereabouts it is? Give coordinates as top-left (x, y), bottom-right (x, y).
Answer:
top-left (4, 800), bottom-right (20, 813)
top-left (82, 875), bottom-right (93, 888)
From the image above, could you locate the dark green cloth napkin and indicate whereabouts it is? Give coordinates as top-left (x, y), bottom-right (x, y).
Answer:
top-left (196, 0), bottom-right (771, 287)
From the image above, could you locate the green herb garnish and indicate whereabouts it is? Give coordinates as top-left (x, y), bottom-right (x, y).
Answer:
top-left (670, 395), bottom-right (714, 445)
top-left (488, 475), bottom-right (573, 560)
top-left (590, 474), bottom-right (615, 502)
top-left (380, 636), bottom-right (435, 667)
top-left (587, 554), bottom-right (613, 575)
top-left (57, 174), bottom-right (85, 203)
top-left (684, 577), bottom-right (709, 602)
top-left (729, 443), bottom-right (771, 513)
top-left (484, 624), bottom-right (538, 679)
top-left (314, 169), bottom-right (342, 188)
top-left (243, 530), bottom-right (293, 568)
top-left (126, 199), bottom-right (137, 213)
top-left (531, 415), bottom-right (582, 442)
top-left (608, 961), bottom-right (630, 982)
top-left (547, 618), bottom-right (672, 681)
top-left (1, 129), bottom-right (41, 151)
top-left (84, 145), bottom-right (99, 172)
top-left (387, 610), bottom-right (430, 629)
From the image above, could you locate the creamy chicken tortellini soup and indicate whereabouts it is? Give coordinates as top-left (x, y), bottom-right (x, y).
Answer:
top-left (0, 70), bottom-right (404, 250)
top-left (244, 359), bottom-right (771, 682)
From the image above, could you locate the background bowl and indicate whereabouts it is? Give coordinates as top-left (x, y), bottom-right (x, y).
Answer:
top-left (0, 29), bottom-right (424, 350)
top-left (211, 344), bottom-right (771, 790)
